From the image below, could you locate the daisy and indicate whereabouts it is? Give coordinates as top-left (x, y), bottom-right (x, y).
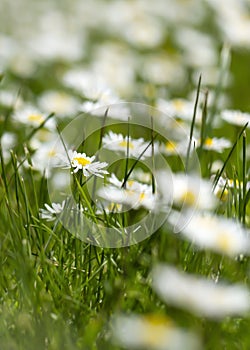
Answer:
top-left (1, 132), bottom-right (16, 160)
top-left (98, 174), bottom-right (157, 211)
top-left (157, 171), bottom-right (217, 211)
top-left (38, 90), bottom-right (80, 117)
top-left (152, 264), bottom-right (250, 318)
top-left (221, 109), bottom-right (250, 128)
top-left (13, 105), bottom-right (55, 129)
top-left (199, 137), bottom-right (232, 153)
top-left (211, 176), bottom-right (229, 202)
top-left (39, 200), bottom-right (66, 221)
top-left (157, 98), bottom-right (202, 124)
top-left (61, 150), bottom-right (109, 178)
top-left (30, 140), bottom-right (65, 178)
top-left (0, 90), bottom-right (23, 109)
top-left (112, 313), bottom-right (201, 350)
top-left (169, 211), bottom-right (250, 257)
top-left (159, 136), bottom-right (197, 157)
top-left (102, 131), bottom-right (153, 159)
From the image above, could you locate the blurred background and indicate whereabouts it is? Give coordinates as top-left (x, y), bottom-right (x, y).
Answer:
top-left (1, 0), bottom-right (250, 110)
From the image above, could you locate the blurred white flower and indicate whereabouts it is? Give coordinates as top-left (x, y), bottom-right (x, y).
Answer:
top-left (40, 200), bottom-right (66, 221)
top-left (98, 174), bottom-right (157, 211)
top-left (38, 90), bottom-right (80, 117)
top-left (169, 211), bottom-right (250, 257)
top-left (152, 264), bottom-right (250, 318)
top-left (102, 131), bottom-right (153, 159)
top-left (30, 141), bottom-right (64, 177)
top-left (112, 313), bottom-right (201, 350)
top-left (13, 105), bottom-right (55, 129)
top-left (0, 132), bottom-right (16, 160)
top-left (157, 171), bottom-right (217, 211)
top-left (157, 98), bottom-right (202, 124)
top-left (221, 109), bottom-right (250, 128)
top-left (0, 90), bottom-right (23, 109)
top-left (199, 137), bottom-right (232, 153)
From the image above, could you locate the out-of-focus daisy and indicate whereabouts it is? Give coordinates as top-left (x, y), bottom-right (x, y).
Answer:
top-left (159, 136), bottom-right (197, 157)
top-left (80, 101), bottom-right (130, 121)
top-left (211, 176), bottom-right (229, 202)
top-left (141, 53), bottom-right (186, 86)
top-left (152, 264), bottom-right (250, 318)
top-left (227, 178), bottom-right (250, 191)
top-left (98, 174), bottom-right (157, 211)
top-left (62, 69), bottom-right (110, 99)
top-left (60, 150), bottom-right (109, 178)
top-left (169, 211), bottom-right (250, 257)
top-left (96, 201), bottom-right (123, 215)
top-left (112, 313), bottom-right (201, 350)
top-left (0, 90), bottom-right (23, 109)
top-left (30, 141), bottom-right (64, 177)
top-left (39, 200), bottom-right (66, 221)
top-left (102, 131), bottom-right (153, 159)
top-left (13, 105), bottom-right (55, 129)
top-left (157, 171), bottom-right (217, 211)
top-left (157, 98), bottom-right (202, 124)
top-left (38, 90), bottom-right (80, 117)
top-left (199, 137), bottom-right (232, 153)
top-left (221, 109), bottom-right (250, 128)
top-left (0, 132), bottom-right (16, 160)
top-left (122, 15), bottom-right (165, 48)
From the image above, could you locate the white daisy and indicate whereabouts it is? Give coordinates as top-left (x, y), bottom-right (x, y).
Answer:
top-left (61, 150), bottom-right (109, 178)
top-left (112, 313), bottom-right (201, 350)
top-left (157, 98), bottom-right (202, 124)
top-left (1, 132), bottom-right (16, 160)
top-left (199, 137), bottom-right (232, 153)
top-left (169, 211), bottom-right (250, 257)
top-left (13, 105), bottom-right (55, 129)
top-left (30, 140), bottom-right (65, 177)
top-left (39, 200), bottom-right (66, 221)
top-left (38, 90), bottom-right (80, 117)
top-left (102, 131), bottom-right (153, 159)
top-left (98, 174), bottom-right (157, 211)
top-left (153, 264), bottom-right (250, 318)
top-left (221, 109), bottom-right (250, 128)
top-left (157, 171), bottom-right (217, 211)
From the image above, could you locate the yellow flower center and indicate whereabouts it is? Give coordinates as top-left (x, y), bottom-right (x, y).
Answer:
top-left (204, 137), bottom-right (213, 146)
top-left (165, 141), bottom-right (176, 152)
top-left (180, 190), bottom-right (196, 206)
top-left (73, 157), bottom-right (91, 166)
top-left (139, 192), bottom-right (146, 201)
top-left (28, 114), bottom-right (44, 123)
top-left (217, 232), bottom-right (231, 253)
top-left (118, 140), bottom-right (134, 149)
top-left (48, 149), bottom-right (56, 157)
top-left (142, 314), bottom-right (174, 346)
top-left (173, 99), bottom-right (185, 112)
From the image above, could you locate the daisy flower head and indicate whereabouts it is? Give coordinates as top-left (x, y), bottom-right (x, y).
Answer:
top-left (38, 90), bottom-right (80, 117)
top-left (169, 211), bottom-right (250, 257)
top-left (157, 98), bottom-right (202, 124)
top-left (199, 137), bottom-right (232, 153)
top-left (157, 171), bottom-right (217, 212)
top-left (39, 200), bottom-right (66, 221)
top-left (152, 264), bottom-right (250, 318)
top-left (98, 174), bottom-right (157, 211)
top-left (221, 109), bottom-right (250, 128)
top-left (62, 150), bottom-right (109, 178)
top-left (112, 313), bottom-right (201, 350)
top-left (13, 105), bottom-right (55, 129)
top-left (102, 131), bottom-right (153, 159)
